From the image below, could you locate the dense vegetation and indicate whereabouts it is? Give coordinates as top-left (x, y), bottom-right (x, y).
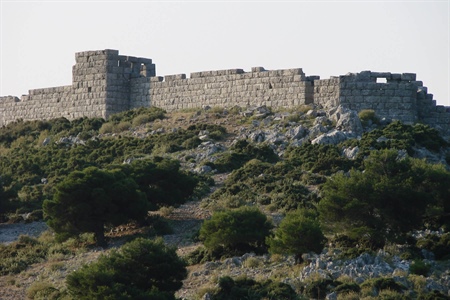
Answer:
top-left (319, 149), bottom-right (450, 249)
top-left (0, 107), bottom-right (210, 220)
top-left (66, 238), bottom-right (186, 300)
top-left (266, 209), bottom-right (326, 263)
top-left (199, 206), bottom-right (273, 258)
top-left (1, 105), bottom-right (450, 299)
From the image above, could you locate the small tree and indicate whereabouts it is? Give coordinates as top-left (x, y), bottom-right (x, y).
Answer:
top-left (43, 167), bottom-right (148, 246)
top-left (318, 149), bottom-right (450, 248)
top-left (199, 206), bottom-right (273, 257)
top-left (66, 238), bottom-right (187, 299)
top-left (267, 209), bottom-right (326, 263)
top-left (124, 158), bottom-right (198, 210)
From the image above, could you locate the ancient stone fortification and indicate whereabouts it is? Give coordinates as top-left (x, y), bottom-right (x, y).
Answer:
top-left (1, 49), bottom-right (449, 135)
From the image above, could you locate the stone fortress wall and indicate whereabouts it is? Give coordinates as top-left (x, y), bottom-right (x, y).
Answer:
top-left (1, 49), bottom-right (449, 135)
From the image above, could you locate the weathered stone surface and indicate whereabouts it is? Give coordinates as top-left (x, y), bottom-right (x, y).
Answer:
top-left (1, 50), bottom-right (448, 137)
top-left (311, 129), bottom-right (350, 145)
top-left (343, 146), bottom-right (360, 159)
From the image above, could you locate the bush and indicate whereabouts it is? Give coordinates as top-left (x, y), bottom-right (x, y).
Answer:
top-left (66, 238), bottom-right (187, 300)
top-left (361, 277), bottom-right (404, 294)
top-left (26, 281), bottom-right (62, 300)
top-left (184, 246), bottom-right (215, 265)
top-left (0, 236), bottom-right (48, 275)
top-left (211, 276), bottom-right (299, 300)
top-left (43, 167), bottom-right (149, 246)
top-left (99, 122), bottom-right (114, 134)
top-left (210, 159), bottom-right (314, 211)
top-left (319, 149), bottom-right (450, 248)
top-left (212, 140), bottom-right (278, 172)
top-left (409, 260), bottom-right (431, 276)
top-left (113, 121), bottom-right (132, 133)
top-left (285, 143), bottom-right (353, 175)
top-left (358, 109), bottom-right (379, 126)
top-left (416, 233), bottom-right (450, 260)
top-left (334, 282), bottom-right (361, 295)
top-left (199, 206), bottom-right (273, 258)
top-left (267, 208), bottom-right (326, 263)
top-left (418, 290), bottom-right (450, 300)
top-left (303, 278), bottom-right (340, 299)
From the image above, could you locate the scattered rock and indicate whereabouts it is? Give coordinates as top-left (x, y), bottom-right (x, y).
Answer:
top-left (311, 130), bottom-right (350, 145)
top-left (42, 137), bottom-right (51, 146)
top-left (343, 146), bottom-right (359, 159)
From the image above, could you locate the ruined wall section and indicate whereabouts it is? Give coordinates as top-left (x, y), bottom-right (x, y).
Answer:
top-left (150, 67), bottom-right (314, 111)
top-left (337, 71), bottom-right (419, 124)
top-left (0, 86), bottom-right (73, 126)
top-left (416, 86), bottom-right (450, 136)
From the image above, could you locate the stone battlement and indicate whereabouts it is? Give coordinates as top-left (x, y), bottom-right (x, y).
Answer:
top-left (1, 49), bottom-right (449, 135)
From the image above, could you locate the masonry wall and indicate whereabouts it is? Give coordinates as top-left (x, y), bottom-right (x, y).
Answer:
top-left (0, 49), bottom-right (155, 126)
top-left (72, 49), bottom-right (155, 119)
top-left (150, 67), bottom-right (314, 111)
top-left (0, 86), bottom-right (73, 125)
top-left (0, 49), bottom-right (449, 136)
top-left (337, 71), bottom-right (420, 124)
top-left (313, 77), bottom-right (341, 109)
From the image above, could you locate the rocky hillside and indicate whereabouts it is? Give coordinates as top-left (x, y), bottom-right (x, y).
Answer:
top-left (0, 104), bottom-right (449, 300)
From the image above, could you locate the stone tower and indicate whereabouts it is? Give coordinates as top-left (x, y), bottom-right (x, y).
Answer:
top-left (71, 49), bottom-right (155, 119)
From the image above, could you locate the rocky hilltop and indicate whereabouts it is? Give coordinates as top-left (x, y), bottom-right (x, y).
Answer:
top-left (0, 104), bottom-right (449, 299)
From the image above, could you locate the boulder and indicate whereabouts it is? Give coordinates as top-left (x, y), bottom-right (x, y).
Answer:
top-left (311, 130), bottom-right (349, 145)
top-left (343, 146), bottom-right (359, 159)
top-left (286, 124), bottom-right (308, 140)
top-left (42, 137), bottom-right (51, 146)
top-left (308, 124), bottom-right (328, 139)
top-left (329, 106), bottom-right (363, 134)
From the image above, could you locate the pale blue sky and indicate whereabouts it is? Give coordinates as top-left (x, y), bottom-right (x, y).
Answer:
top-left (1, 1), bottom-right (449, 106)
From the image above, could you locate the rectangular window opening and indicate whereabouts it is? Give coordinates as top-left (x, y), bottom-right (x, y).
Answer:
top-left (376, 78), bottom-right (387, 83)
top-left (88, 87), bottom-right (92, 93)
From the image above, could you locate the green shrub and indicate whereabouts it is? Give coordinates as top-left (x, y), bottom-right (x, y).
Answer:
top-left (199, 206), bottom-right (273, 258)
top-left (211, 276), bottom-right (299, 300)
top-left (361, 277), bottom-right (404, 294)
top-left (143, 214), bottom-right (173, 235)
top-left (184, 246), bottom-right (215, 265)
top-left (43, 167), bottom-right (149, 246)
top-left (113, 121), bottom-right (132, 133)
top-left (66, 238), bottom-right (186, 300)
top-left (108, 107), bottom-right (166, 124)
top-left (99, 122), bottom-right (114, 134)
top-left (181, 136), bottom-right (202, 149)
top-left (416, 233), bottom-right (450, 260)
top-left (212, 140), bottom-right (278, 172)
top-left (285, 143), bottom-right (353, 175)
top-left (26, 281), bottom-right (62, 300)
top-left (409, 260), bottom-right (431, 276)
top-left (0, 234), bottom-right (78, 276)
top-left (319, 149), bottom-right (450, 249)
top-left (210, 159), bottom-right (314, 211)
top-left (267, 208), bottom-right (326, 263)
top-left (0, 235), bottom-right (48, 275)
top-left (303, 278), bottom-right (340, 299)
top-left (358, 109), bottom-right (379, 126)
top-left (334, 282), bottom-right (361, 294)
top-left (132, 114), bottom-right (150, 127)
top-left (417, 290), bottom-right (450, 300)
